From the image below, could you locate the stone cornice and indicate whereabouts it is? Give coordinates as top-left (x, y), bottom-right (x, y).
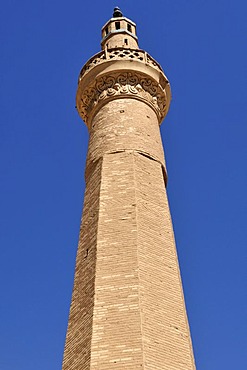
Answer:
top-left (76, 48), bottom-right (171, 128)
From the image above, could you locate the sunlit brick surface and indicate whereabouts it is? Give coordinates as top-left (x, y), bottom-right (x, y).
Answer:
top-left (62, 99), bottom-right (195, 369)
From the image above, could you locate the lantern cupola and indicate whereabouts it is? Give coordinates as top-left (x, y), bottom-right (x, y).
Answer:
top-left (101, 7), bottom-right (138, 50)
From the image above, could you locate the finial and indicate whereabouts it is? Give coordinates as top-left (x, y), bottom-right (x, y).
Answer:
top-left (113, 7), bottom-right (123, 18)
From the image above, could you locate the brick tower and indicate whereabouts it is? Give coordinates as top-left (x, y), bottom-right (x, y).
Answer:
top-left (62, 8), bottom-right (196, 370)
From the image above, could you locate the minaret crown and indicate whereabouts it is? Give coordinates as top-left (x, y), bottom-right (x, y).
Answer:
top-left (101, 8), bottom-right (138, 50)
top-left (77, 8), bottom-right (171, 128)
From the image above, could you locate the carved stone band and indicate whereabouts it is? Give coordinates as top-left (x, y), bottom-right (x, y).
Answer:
top-left (77, 71), bottom-right (169, 127)
top-left (79, 48), bottom-right (164, 80)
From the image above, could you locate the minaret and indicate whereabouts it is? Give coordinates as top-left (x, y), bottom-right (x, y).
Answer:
top-left (62, 8), bottom-right (196, 370)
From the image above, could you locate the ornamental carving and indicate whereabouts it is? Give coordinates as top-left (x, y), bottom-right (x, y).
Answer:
top-left (79, 48), bottom-right (163, 80)
top-left (77, 72), bottom-right (167, 125)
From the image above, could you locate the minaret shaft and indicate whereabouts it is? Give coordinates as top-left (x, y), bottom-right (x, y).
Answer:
top-left (62, 99), bottom-right (195, 369)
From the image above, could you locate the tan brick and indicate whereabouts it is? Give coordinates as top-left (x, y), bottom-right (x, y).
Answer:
top-left (62, 9), bottom-right (196, 370)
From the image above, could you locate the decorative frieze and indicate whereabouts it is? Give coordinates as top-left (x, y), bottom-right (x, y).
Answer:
top-left (77, 71), bottom-right (168, 125)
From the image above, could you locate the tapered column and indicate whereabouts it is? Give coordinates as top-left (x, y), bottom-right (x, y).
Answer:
top-left (62, 8), bottom-right (196, 370)
top-left (62, 99), bottom-right (195, 369)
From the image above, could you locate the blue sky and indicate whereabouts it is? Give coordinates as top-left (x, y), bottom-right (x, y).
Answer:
top-left (1, 1), bottom-right (247, 369)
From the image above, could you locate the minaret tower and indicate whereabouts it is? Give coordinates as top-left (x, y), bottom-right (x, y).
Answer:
top-left (62, 8), bottom-right (196, 370)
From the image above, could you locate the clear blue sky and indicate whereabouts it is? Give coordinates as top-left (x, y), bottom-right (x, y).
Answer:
top-left (1, 1), bottom-right (247, 369)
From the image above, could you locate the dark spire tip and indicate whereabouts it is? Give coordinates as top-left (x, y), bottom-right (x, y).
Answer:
top-left (113, 7), bottom-right (123, 18)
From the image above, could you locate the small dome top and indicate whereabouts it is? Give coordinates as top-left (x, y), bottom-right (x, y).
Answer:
top-left (113, 7), bottom-right (123, 18)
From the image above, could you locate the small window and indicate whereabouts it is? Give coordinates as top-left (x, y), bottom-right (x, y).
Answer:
top-left (115, 21), bottom-right (120, 30)
top-left (127, 24), bottom-right (132, 33)
top-left (105, 27), bottom-right (109, 35)
top-left (124, 39), bottom-right (128, 45)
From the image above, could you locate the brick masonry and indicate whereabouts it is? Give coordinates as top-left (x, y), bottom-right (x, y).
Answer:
top-left (62, 99), bottom-right (196, 369)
